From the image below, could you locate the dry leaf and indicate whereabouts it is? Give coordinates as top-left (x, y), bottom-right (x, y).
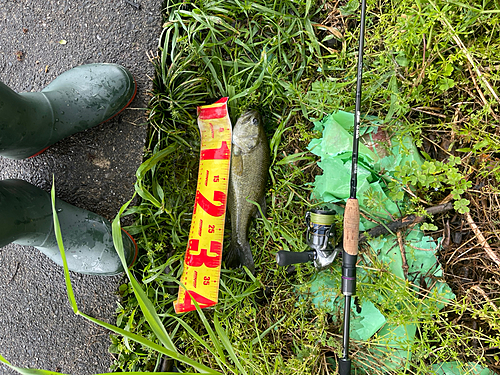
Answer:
top-left (311, 23), bottom-right (344, 40)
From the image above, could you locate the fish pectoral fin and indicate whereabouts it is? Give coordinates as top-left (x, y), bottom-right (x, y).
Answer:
top-left (232, 154), bottom-right (243, 176)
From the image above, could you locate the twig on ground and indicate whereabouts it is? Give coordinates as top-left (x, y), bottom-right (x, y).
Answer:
top-left (397, 231), bottom-right (409, 279)
top-left (447, 236), bottom-right (478, 267)
top-left (467, 63), bottom-right (489, 109)
top-left (443, 219), bottom-right (451, 250)
top-left (411, 107), bottom-right (447, 118)
top-left (421, 134), bottom-right (455, 157)
top-left (467, 63), bottom-right (500, 122)
top-left (413, 33), bottom-right (428, 87)
top-left (401, 184), bottom-right (430, 205)
top-left (321, 353), bottom-right (331, 375)
top-left (439, 192), bottom-right (454, 205)
top-left (470, 285), bottom-right (499, 312)
top-left (484, 64), bottom-right (500, 72)
top-left (464, 211), bottom-right (500, 267)
top-left (359, 202), bottom-right (454, 242)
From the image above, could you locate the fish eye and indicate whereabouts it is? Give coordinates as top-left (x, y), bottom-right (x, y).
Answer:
top-left (252, 117), bottom-right (259, 125)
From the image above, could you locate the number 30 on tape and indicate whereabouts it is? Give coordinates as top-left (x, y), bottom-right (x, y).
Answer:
top-left (174, 97), bottom-right (231, 314)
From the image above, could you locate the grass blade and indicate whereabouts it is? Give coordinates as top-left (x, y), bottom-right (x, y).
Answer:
top-left (251, 315), bottom-right (287, 346)
top-left (213, 315), bottom-right (248, 375)
top-left (135, 144), bottom-right (179, 208)
top-left (50, 178), bottom-right (78, 314)
top-left (111, 199), bottom-right (178, 354)
top-left (180, 286), bottom-right (228, 364)
top-left (165, 314), bottom-right (226, 370)
top-left (0, 354), bottom-right (68, 375)
top-left (80, 311), bottom-right (219, 374)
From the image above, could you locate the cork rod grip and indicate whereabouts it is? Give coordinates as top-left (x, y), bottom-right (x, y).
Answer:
top-left (343, 198), bottom-right (360, 256)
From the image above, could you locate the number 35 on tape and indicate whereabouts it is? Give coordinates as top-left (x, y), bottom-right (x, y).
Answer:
top-left (174, 98), bottom-right (231, 314)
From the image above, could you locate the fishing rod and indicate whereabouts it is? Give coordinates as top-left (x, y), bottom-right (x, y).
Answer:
top-left (339, 0), bottom-right (367, 373)
top-left (275, 1), bottom-right (367, 371)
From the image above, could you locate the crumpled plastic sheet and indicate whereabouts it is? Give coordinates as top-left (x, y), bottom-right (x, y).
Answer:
top-left (302, 111), bottom-right (492, 373)
top-left (308, 111), bottom-right (422, 230)
top-left (308, 269), bottom-right (386, 342)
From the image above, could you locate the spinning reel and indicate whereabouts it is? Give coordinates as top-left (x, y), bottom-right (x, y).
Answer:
top-left (276, 209), bottom-right (341, 270)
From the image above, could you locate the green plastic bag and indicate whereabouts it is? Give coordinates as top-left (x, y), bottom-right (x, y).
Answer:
top-left (308, 111), bottom-right (423, 230)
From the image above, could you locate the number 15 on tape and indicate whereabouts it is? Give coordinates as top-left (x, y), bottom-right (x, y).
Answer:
top-left (174, 97), bottom-right (231, 314)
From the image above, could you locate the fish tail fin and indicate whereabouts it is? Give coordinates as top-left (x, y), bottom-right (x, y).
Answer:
top-left (225, 240), bottom-right (255, 275)
top-left (225, 242), bottom-right (239, 269)
top-left (239, 241), bottom-right (256, 275)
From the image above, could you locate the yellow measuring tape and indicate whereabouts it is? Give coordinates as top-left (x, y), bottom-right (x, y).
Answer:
top-left (174, 98), bottom-right (232, 314)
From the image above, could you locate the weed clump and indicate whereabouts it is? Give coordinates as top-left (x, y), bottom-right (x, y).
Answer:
top-left (112, 0), bottom-right (500, 374)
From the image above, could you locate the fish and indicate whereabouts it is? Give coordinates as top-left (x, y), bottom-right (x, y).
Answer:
top-left (225, 110), bottom-right (270, 274)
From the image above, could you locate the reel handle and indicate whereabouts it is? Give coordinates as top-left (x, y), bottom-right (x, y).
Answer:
top-left (276, 250), bottom-right (316, 267)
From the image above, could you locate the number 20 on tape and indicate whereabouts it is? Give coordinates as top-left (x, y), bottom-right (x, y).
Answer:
top-left (174, 97), bottom-right (231, 314)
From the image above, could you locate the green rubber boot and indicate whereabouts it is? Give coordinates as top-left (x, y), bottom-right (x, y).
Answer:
top-left (0, 179), bottom-right (138, 276)
top-left (0, 63), bottom-right (136, 159)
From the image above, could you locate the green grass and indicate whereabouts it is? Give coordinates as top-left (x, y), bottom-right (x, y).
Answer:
top-left (3, 0), bottom-right (498, 374)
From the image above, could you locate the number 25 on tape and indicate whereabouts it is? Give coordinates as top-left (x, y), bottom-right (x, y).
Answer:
top-left (174, 97), bottom-right (231, 314)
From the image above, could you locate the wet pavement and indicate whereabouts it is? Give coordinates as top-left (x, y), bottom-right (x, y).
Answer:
top-left (0, 0), bottom-right (161, 373)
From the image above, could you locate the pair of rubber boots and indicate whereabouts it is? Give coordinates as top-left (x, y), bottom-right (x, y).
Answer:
top-left (0, 64), bottom-right (138, 275)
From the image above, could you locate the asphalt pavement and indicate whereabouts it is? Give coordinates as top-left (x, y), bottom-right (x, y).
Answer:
top-left (0, 1), bottom-right (161, 373)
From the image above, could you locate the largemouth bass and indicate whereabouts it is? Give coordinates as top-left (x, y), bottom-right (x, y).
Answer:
top-left (226, 110), bottom-right (270, 274)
